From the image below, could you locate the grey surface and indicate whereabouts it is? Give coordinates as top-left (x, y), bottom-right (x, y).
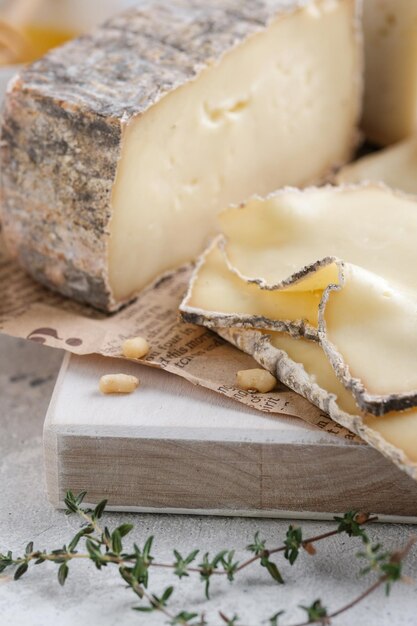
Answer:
top-left (0, 334), bottom-right (417, 625)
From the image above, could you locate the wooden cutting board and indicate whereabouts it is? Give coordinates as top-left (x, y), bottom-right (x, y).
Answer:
top-left (44, 353), bottom-right (417, 522)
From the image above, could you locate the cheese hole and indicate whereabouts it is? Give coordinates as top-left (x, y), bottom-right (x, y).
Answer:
top-left (228, 99), bottom-right (250, 114)
top-left (203, 98), bottom-right (250, 124)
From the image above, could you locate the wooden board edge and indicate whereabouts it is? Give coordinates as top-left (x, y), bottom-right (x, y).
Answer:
top-left (45, 429), bottom-right (417, 520)
top-left (43, 351), bottom-right (69, 508)
top-left (50, 501), bottom-right (417, 524)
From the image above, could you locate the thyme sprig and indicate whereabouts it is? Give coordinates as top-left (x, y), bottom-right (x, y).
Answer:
top-left (0, 491), bottom-right (414, 625)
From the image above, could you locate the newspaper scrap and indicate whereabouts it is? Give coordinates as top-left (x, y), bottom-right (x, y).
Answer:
top-left (0, 247), bottom-right (361, 443)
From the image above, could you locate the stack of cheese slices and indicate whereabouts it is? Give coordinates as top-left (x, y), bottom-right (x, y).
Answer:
top-left (2, 0), bottom-right (417, 477)
top-left (180, 185), bottom-right (417, 479)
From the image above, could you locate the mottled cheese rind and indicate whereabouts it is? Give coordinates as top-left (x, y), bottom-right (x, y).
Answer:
top-left (0, 0), bottom-right (361, 310)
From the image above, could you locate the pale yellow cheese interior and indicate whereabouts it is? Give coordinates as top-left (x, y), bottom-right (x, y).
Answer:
top-left (186, 242), bottom-right (322, 328)
top-left (337, 137), bottom-right (417, 195)
top-left (108, 0), bottom-right (358, 302)
top-left (323, 264), bottom-right (417, 396)
top-left (269, 332), bottom-right (417, 463)
top-left (362, 0), bottom-right (417, 145)
top-left (220, 186), bottom-right (417, 293)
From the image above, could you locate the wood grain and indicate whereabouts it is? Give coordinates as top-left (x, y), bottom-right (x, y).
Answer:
top-left (44, 353), bottom-right (417, 521)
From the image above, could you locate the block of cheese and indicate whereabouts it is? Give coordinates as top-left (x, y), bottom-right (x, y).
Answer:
top-left (362, 0), bottom-right (417, 145)
top-left (181, 238), bottom-right (322, 337)
top-left (0, 0), bottom-right (361, 311)
top-left (336, 137), bottom-right (417, 195)
top-left (218, 327), bottom-right (417, 480)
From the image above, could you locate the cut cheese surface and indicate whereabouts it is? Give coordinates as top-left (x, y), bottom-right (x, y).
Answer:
top-left (220, 185), bottom-right (417, 293)
top-left (181, 240), bottom-right (322, 331)
top-left (336, 137), bottom-right (417, 195)
top-left (107, 0), bottom-right (359, 303)
top-left (362, 0), bottom-right (417, 145)
top-left (269, 331), bottom-right (417, 463)
top-left (321, 264), bottom-right (417, 397)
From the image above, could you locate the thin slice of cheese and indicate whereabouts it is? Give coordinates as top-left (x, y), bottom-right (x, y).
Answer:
top-left (336, 137), bottom-right (417, 195)
top-left (218, 326), bottom-right (417, 479)
top-left (180, 238), bottom-right (322, 336)
top-left (270, 332), bottom-right (417, 466)
top-left (320, 264), bottom-right (417, 415)
top-left (220, 184), bottom-right (417, 294)
top-left (362, 0), bottom-right (417, 145)
top-left (0, 0), bottom-right (361, 310)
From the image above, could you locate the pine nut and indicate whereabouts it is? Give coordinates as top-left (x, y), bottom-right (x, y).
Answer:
top-left (236, 368), bottom-right (277, 393)
top-left (99, 373), bottom-right (139, 394)
top-left (122, 336), bottom-right (150, 359)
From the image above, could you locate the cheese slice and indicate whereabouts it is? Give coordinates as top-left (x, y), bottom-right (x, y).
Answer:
top-left (0, 0), bottom-right (361, 310)
top-left (270, 332), bottom-right (417, 466)
top-left (320, 264), bottom-right (417, 415)
top-left (336, 137), bottom-right (417, 195)
top-left (218, 326), bottom-right (417, 478)
top-left (180, 238), bottom-right (322, 336)
top-left (220, 184), bottom-right (417, 294)
top-left (362, 0), bottom-right (417, 145)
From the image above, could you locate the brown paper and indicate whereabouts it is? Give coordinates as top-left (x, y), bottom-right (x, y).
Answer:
top-left (0, 247), bottom-right (360, 443)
